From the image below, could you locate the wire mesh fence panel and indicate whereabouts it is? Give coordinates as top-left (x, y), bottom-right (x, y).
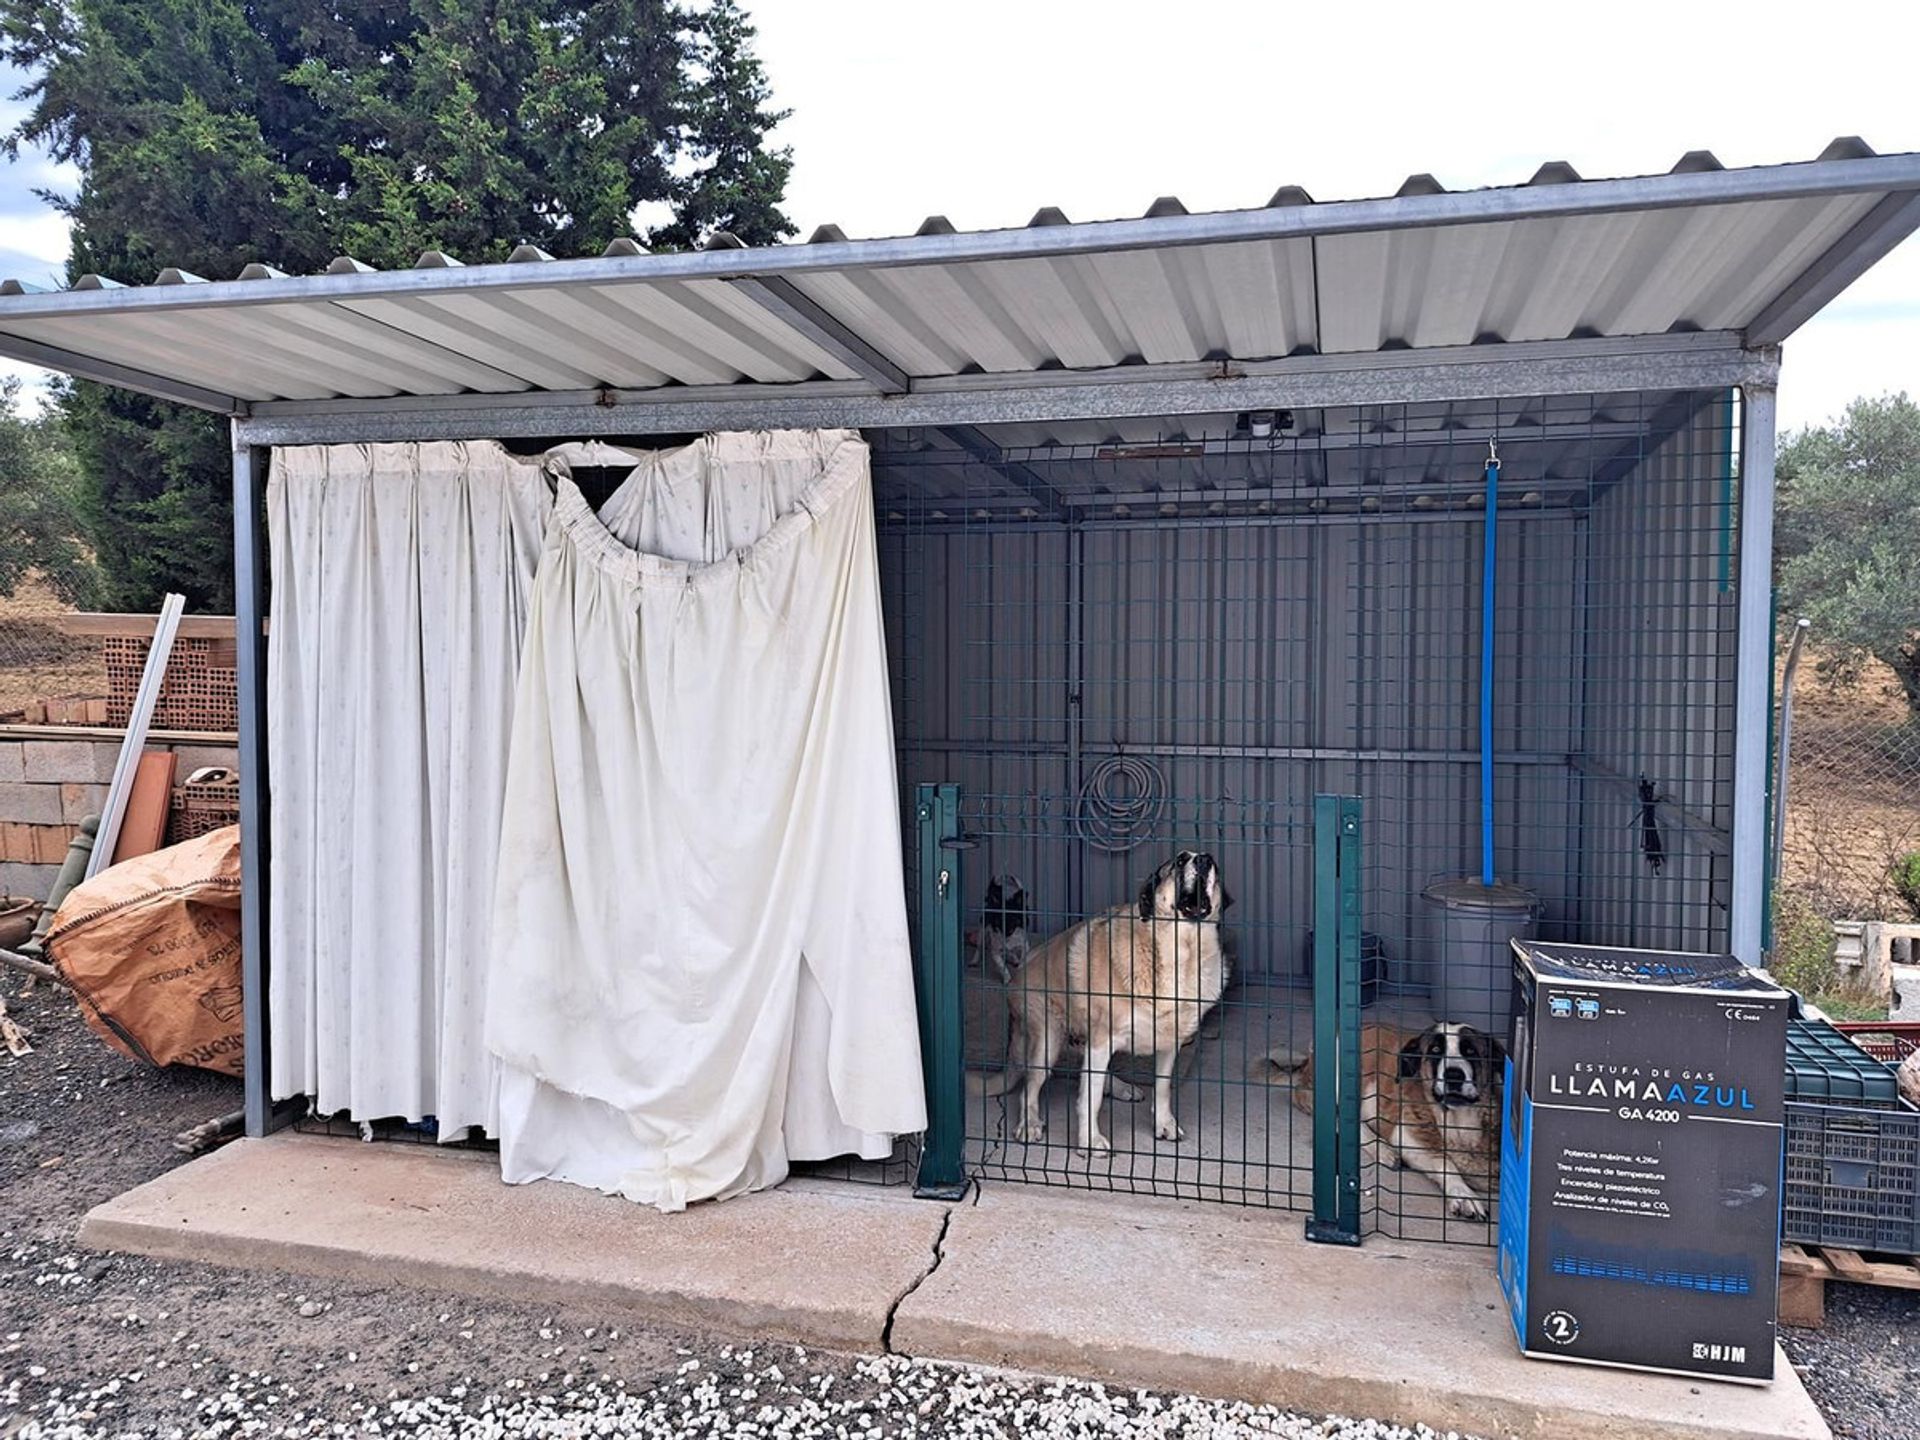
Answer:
top-left (0, 576), bottom-right (97, 717)
top-left (875, 387), bottom-right (1741, 1242)
top-left (1780, 654), bottom-right (1920, 925)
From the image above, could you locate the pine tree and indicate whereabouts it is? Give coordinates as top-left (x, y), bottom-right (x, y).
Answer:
top-left (0, 0), bottom-right (795, 609)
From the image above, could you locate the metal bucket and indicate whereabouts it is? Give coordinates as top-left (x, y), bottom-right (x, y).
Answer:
top-left (1420, 877), bottom-right (1540, 1036)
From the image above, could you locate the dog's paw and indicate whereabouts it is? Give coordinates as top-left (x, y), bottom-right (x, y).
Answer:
top-left (1082, 1133), bottom-right (1112, 1153)
top-left (1108, 1078), bottom-right (1144, 1103)
top-left (1012, 1117), bottom-right (1046, 1144)
top-left (1155, 1118), bottom-right (1185, 1143)
top-left (1449, 1195), bottom-right (1489, 1221)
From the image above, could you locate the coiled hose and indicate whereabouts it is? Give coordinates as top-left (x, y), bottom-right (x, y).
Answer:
top-left (1074, 754), bottom-right (1166, 853)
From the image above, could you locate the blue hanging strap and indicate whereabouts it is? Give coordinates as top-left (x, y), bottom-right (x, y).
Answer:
top-left (1481, 440), bottom-right (1500, 887)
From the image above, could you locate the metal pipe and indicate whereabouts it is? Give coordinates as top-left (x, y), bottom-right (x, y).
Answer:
top-left (1730, 385), bottom-right (1779, 965)
top-left (875, 507), bottom-right (1578, 537)
top-left (1481, 450), bottom-right (1500, 886)
top-left (897, 737), bottom-right (1568, 765)
top-left (1066, 524), bottom-right (1085, 917)
top-left (1772, 617), bottom-right (1813, 893)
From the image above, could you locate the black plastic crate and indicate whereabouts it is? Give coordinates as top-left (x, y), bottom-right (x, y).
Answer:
top-left (1782, 1100), bottom-right (1920, 1255)
top-left (1785, 1019), bottom-right (1901, 1108)
top-left (1299, 928), bottom-right (1391, 1005)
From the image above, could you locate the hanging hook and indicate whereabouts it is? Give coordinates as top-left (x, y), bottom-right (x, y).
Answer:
top-left (1487, 436), bottom-right (1500, 467)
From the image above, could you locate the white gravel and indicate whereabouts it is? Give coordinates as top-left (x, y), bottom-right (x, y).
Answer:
top-left (6, 1347), bottom-right (1488, 1440)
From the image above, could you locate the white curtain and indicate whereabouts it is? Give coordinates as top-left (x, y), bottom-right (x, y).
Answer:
top-left (265, 433), bottom-right (925, 1205)
top-left (267, 442), bottom-right (548, 1136)
top-left (487, 432), bottom-right (926, 1211)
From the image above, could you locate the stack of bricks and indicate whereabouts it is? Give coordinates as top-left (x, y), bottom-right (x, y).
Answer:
top-left (0, 738), bottom-right (238, 901)
top-left (104, 634), bottom-right (240, 732)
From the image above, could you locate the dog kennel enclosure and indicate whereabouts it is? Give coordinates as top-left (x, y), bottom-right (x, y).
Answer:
top-left (3, 142), bottom-right (1918, 1246)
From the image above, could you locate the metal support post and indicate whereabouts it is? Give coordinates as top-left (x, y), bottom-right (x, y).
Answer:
top-left (1308, 793), bottom-right (1363, 1245)
top-left (1731, 384), bottom-right (1778, 966)
top-left (231, 433), bottom-right (284, 1137)
top-left (914, 783), bottom-right (967, 1198)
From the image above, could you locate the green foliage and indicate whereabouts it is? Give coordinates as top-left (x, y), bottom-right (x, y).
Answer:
top-left (1776, 393), bottom-right (1920, 717)
top-left (0, 378), bottom-right (98, 604)
top-left (1893, 851), bottom-right (1920, 921)
top-left (1769, 889), bottom-right (1840, 1002)
top-left (0, 0), bottom-right (794, 609)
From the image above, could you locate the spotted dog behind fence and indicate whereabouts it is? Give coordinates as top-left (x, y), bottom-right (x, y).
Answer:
top-left (1266, 1021), bottom-right (1504, 1220)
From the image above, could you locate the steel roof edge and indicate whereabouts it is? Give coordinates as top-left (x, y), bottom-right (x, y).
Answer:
top-left (2, 152), bottom-right (1917, 323)
top-left (231, 334), bottom-right (1778, 446)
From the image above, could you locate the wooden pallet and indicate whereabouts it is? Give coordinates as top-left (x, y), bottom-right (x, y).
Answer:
top-left (1779, 1242), bottom-right (1920, 1328)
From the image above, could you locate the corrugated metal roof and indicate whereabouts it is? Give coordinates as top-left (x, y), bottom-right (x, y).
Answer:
top-left (0, 141), bottom-right (1915, 418)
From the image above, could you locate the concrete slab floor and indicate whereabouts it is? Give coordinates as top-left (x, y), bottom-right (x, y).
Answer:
top-left (80, 1134), bottom-right (1830, 1440)
top-left (78, 1135), bottom-right (945, 1351)
top-left (893, 1185), bottom-right (1831, 1440)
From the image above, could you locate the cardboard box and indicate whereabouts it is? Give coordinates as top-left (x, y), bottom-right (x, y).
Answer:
top-left (1497, 941), bottom-right (1788, 1384)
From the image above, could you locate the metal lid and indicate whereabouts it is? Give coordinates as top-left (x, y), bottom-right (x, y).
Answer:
top-left (1421, 877), bottom-right (1541, 913)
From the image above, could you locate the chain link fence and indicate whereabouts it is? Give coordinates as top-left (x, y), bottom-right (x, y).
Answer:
top-left (1779, 649), bottom-right (1920, 927)
top-left (0, 576), bottom-right (100, 718)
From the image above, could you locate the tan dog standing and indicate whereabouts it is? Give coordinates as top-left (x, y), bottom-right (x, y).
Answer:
top-left (983, 852), bottom-right (1231, 1151)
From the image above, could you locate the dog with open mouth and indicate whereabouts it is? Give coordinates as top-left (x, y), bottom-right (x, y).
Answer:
top-left (981, 851), bottom-right (1231, 1151)
top-left (1269, 1021), bottom-right (1504, 1219)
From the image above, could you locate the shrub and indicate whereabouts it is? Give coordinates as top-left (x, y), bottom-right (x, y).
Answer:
top-left (1893, 851), bottom-right (1920, 920)
top-left (1770, 889), bottom-right (1839, 999)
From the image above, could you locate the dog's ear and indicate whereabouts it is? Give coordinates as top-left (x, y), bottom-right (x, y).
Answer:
top-left (984, 877), bottom-right (1004, 910)
top-left (1138, 874), bottom-right (1158, 921)
top-left (1397, 1032), bottom-right (1428, 1081)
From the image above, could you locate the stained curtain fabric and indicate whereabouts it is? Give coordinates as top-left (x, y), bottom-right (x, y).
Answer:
top-left (486, 430), bottom-right (926, 1211)
top-left (266, 442), bottom-right (549, 1136)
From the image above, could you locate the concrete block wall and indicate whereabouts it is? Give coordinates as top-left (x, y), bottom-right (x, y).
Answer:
top-left (0, 735), bottom-right (239, 902)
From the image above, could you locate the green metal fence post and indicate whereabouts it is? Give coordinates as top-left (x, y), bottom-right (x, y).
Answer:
top-left (914, 783), bottom-right (968, 1199)
top-left (1308, 793), bottom-right (1364, 1245)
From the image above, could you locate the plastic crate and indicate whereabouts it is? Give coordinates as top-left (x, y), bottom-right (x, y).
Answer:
top-left (1836, 1021), bottom-right (1920, 1065)
top-left (1782, 1100), bottom-right (1920, 1254)
top-left (1785, 1019), bottom-right (1902, 1108)
top-left (1299, 928), bottom-right (1390, 1005)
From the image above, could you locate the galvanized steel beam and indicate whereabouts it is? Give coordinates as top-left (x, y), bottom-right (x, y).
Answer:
top-left (235, 335), bottom-right (1778, 446)
top-left (933, 425), bottom-right (1070, 517)
top-left (1731, 384), bottom-right (1778, 966)
top-left (0, 330), bottom-right (246, 412)
top-left (3, 155), bottom-right (1917, 321)
top-left (1743, 190), bottom-right (1920, 346)
top-left (727, 276), bottom-right (909, 393)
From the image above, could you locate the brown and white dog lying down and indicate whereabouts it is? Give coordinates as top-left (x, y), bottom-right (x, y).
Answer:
top-left (1268, 1021), bottom-right (1504, 1219)
top-left (980, 852), bottom-right (1231, 1151)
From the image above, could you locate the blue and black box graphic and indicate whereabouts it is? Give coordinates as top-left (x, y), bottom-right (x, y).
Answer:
top-left (1496, 940), bottom-right (1788, 1384)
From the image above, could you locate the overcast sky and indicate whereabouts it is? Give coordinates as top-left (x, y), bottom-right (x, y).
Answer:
top-left (4, 0), bottom-right (1917, 431)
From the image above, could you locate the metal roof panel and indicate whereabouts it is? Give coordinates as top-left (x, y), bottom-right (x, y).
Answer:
top-left (0, 148), bottom-right (1913, 416)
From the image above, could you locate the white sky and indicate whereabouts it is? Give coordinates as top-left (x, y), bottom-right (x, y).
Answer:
top-left (5, 0), bottom-right (1919, 432)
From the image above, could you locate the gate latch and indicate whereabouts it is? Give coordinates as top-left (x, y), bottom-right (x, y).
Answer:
top-left (937, 868), bottom-right (951, 901)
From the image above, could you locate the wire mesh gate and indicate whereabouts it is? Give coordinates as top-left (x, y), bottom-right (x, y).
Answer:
top-left (877, 388), bottom-right (1743, 1243)
top-left (912, 782), bottom-right (1366, 1240)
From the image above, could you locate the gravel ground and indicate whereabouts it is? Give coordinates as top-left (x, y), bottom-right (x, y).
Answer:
top-left (0, 975), bottom-right (1904, 1439)
top-left (1780, 1284), bottom-right (1920, 1439)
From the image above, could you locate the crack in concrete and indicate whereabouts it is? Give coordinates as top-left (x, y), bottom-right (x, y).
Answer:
top-left (881, 1203), bottom-right (956, 1354)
